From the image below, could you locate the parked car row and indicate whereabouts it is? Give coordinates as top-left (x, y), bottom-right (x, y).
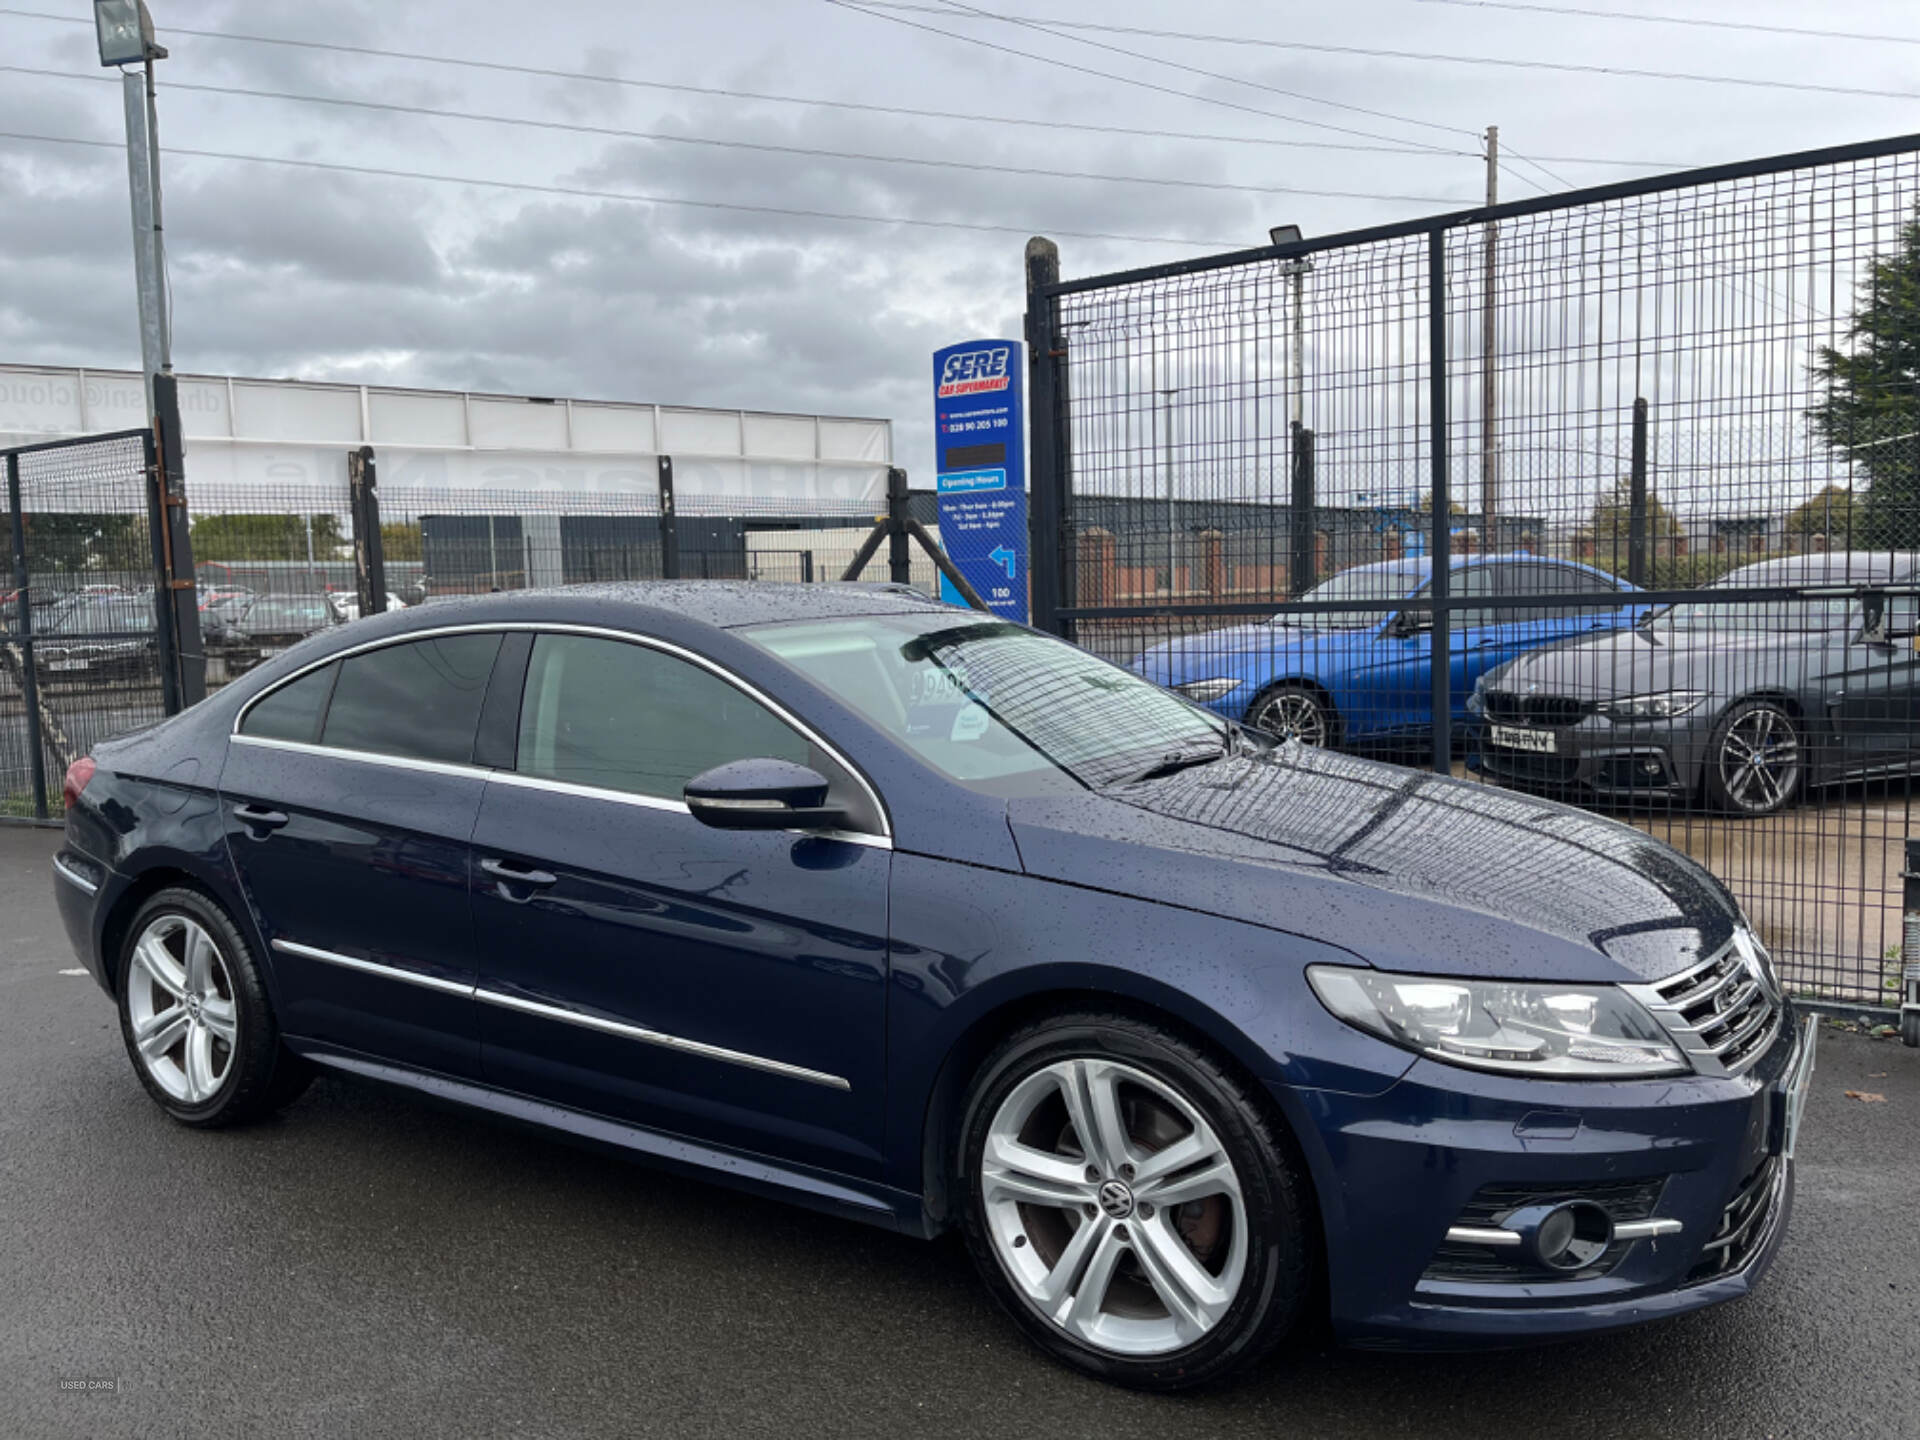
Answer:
top-left (1134, 550), bottom-right (1920, 817)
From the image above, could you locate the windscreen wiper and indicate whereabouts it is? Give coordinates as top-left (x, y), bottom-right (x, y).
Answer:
top-left (1109, 740), bottom-right (1232, 788)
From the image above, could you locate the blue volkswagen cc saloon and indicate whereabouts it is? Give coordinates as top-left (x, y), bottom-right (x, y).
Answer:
top-left (52, 583), bottom-right (1811, 1390)
top-left (1130, 555), bottom-right (1642, 748)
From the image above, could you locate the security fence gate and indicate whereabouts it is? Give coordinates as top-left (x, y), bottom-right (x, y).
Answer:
top-left (1024, 131), bottom-right (1920, 1010)
top-left (3, 428), bottom-right (177, 821)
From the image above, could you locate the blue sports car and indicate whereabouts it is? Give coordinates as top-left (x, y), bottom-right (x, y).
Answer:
top-left (53, 583), bottom-right (1807, 1390)
top-left (1131, 555), bottom-right (1643, 748)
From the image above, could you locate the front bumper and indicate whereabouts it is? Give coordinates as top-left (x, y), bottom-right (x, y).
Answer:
top-left (1471, 712), bottom-right (1712, 798)
top-left (1281, 1008), bottom-right (1805, 1348)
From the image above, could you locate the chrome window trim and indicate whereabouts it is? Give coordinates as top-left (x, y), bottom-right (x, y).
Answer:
top-left (270, 938), bottom-right (474, 998)
top-left (52, 854), bottom-right (100, 896)
top-left (471, 987), bottom-right (852, 1091)
top-left (229, 619), bottom-right (890, 842)
top-left (268, 938), bottom-right (853, 1090)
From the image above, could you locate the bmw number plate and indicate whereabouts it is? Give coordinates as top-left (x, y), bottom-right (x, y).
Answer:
top-left (44, 659), bottom-right (88, 672)
top-left (1488, 723), bottom-right (1557, 754)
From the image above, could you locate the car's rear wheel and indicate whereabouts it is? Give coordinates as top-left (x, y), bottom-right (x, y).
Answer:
top-left (1703, 699), bottom-right (1803, 817)
top-left (117, 887), bottom-right (311, 1127)
top-left (957, 1012), bottom-right (1313, 1391)
top-left (1246, 683), bottom-right (1335, 748)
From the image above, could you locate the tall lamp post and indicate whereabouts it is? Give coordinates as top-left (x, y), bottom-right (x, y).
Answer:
top-left (96, 0), bottom-right (203, 705)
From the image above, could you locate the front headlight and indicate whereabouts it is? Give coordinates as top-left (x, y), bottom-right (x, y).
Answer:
top-left (1307, 965), bottom-right (1689, 1078)
top-left (1595, 690), bottom-right (1707, 721)
top-left (1174, 678), bottom-right (1242, 703)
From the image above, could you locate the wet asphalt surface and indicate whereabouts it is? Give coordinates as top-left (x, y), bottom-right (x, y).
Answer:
top-left (1, 823), bottom-right (1916, 1439)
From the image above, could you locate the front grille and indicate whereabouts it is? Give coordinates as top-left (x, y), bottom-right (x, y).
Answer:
top-left (1640, 940), bottom-right (1783, 1077)
top-left (1687, 1156), bottom-right (1781, 1283)
top-left (1423, 1177), bottom-right (1666, 1284)
top-left (1482, 691), bottom-right (1591, 726)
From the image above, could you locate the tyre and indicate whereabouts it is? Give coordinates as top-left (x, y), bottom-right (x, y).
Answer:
top-left (956, 1012), bottom-right (1314, 1391)
top-left (1246, 683), bottom-right (1335, 748)
top-left (116, 886), bottom-right (312, 1127)
top-left (1902, 1009), bottom-right (1919, 1048)
top-left (1702, 699), bottom-right (1804, 817)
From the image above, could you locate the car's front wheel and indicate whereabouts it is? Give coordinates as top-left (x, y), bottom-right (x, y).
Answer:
top-left (116, 887), bottom-right (312, 1127)
top-left (957, 1012), bottom-right (1314, 1391)
top-left (1246, 683), bottom-right (1335, 748)
top-left (1703, 699), bottom-right (1804, 817)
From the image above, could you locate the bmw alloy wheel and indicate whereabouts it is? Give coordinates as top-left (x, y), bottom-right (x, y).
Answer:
top-left (1248, 687), bottom-right (1330, 747)
top-left (124, 913), bottom-right (240, 1105)
top-left (978, 1057), bottom-right (1248, 1357)
top-left (1713, 703), bottom-right (1802, 815)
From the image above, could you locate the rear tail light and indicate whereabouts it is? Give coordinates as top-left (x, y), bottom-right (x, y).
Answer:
top-left (62, 756), bottom-right (96, 811)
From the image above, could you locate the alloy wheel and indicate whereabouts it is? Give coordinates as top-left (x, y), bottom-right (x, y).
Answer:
top-left (1717, 707), bottom-right (1800, 814)
top-left (124, 914), bottom-right (239, 1105)
top-left (979, 1057), bottom-right (1248, 1357)
top-left (1250, 689), bottom-right (1329, 747)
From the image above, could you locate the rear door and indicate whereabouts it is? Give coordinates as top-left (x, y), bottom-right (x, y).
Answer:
top-left (468, 629), bottom-right (892, 1177)
top-left (220, 630), bottom-right (507, 1078)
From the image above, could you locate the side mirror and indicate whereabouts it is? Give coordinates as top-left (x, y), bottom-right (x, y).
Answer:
top-left (1860, 591), bottom-right (1891, 645)
top-left (685, 758), bottom-right (844, 831)
top-left (1385, 610), bottom-right (1428, 638)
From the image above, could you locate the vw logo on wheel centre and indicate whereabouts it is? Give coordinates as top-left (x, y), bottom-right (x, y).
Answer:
top-left (1096, 1179), bottom-right (1135, 1220)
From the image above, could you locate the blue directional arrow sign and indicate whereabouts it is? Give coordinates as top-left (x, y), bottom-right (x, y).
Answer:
top-left (933, 339), bottom-right (1028, 624)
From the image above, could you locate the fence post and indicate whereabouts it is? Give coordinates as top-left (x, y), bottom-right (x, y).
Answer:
top-left (1025, 237), bottom-right (1071, 637)
top-left (141, 434), bottom-right (180, 717)
top-left (887, 467), bottom-right (912, 585)
top-left (6, 452), bottom-right (48, 820)
top-left (1627, 396), bottom-right (1650, 587)
top-left (657, 455), bottom-right (680, 580)
top-left (151, 373), bottom-right (205, 708)
top-left (348, 445), bottom-right (387, 615)
top-left (1289, 422), bottom-right (1317, 595)
top-left (1427, 228), bottom-right (1453, 777)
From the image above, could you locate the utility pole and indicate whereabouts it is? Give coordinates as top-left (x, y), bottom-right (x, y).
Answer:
top-left (97, 0), bottom-right (204, 704)
top-left (1480, 125), bottom-right (1499, 548)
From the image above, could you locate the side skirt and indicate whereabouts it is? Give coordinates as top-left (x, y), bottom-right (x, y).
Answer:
top-left (288, 1039), bottom-right (931, 1236)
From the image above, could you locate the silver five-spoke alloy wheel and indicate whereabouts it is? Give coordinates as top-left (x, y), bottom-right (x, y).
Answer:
top-left (979, 1057), bottom-right (1248, 1357)
top-left (1717, 705), bottom-right (1801, 814)
top-left (1249, 688), bottom-right (1329, 748)
top-left (125, 914), bottom-right (240, 1105)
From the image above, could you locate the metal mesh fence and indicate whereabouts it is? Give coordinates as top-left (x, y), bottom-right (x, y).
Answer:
top-left (3, 430), bottom-right (165, 820)
top-left (1038, 136), bottom-right (1920, 1008)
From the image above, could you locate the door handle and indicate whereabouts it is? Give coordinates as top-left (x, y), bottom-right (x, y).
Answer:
top-left (233, 804), bottom-right (289, 835)
top-left (480, 857), bottom-right (558, 889)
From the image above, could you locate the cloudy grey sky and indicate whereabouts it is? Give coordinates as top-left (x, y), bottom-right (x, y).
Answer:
top-left (4, 0), bottom-right (1920, 478)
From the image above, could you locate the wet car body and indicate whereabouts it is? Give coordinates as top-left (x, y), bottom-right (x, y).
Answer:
top-left (52, 583), bottom-right (1808, 1359)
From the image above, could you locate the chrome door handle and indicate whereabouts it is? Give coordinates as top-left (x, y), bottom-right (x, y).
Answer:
top-left (479, 858), bottom-right (558, 888)
top-left (233, 804), bottom-right (289, 834)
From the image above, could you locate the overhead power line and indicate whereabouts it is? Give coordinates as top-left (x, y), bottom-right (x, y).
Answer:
top-left (0, 129), bottom-right (1255, 249)
top-left (813, 0), bottom-right (1464, 153)
top-left (856, 0), bottom-right (1920, 103)
top-left (0, 66), bottom-right (1464, 205)
top-left (1408, 0), bottom-right (1920, 48)
top-left (0, 5), bottom-right (1461, 160)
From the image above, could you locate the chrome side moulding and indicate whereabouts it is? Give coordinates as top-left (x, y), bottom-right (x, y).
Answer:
top-left (270, 938), bottom-right (474, 998)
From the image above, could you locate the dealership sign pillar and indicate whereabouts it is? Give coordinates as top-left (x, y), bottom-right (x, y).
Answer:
top-left (933, 339), bottom-right (1029, 624)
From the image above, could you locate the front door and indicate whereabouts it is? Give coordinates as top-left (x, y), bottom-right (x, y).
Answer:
top-left (1826, 595), bottom-right (1920, 776)
top-left (220, 631), bottom-right (506, 1079)
top-left (469, 630), bottom-right (892, 1177)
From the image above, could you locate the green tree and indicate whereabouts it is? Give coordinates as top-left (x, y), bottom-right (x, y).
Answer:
top-left (20, 513), bottom-right (143, 572)
top-left (1811, 214), bottom-right (1920, 546)
top-left (1586, 476), bottom-right (1684, 558)
top-left (380, 521), bottom-right (423, 561)
top-left (1783, 484), bottom-right (1859, 545)
top-left (190, 513), bottom-right (345, 563)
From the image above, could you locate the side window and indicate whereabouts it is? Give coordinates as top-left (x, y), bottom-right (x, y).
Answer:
top-left (321, 633), bottom-right (503, 764)
top-left (1499, 563), bottom-right (1591, 625)
top-left (1447, 565), bottom-right (1500, 629)
top-left (239, 661), bottom-right (338, 743)
top-left (516, 634), bottom-right (812, 802)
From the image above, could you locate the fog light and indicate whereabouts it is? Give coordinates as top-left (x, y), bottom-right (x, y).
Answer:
top-left (1508, 1200), bottom-right (1614, 1272)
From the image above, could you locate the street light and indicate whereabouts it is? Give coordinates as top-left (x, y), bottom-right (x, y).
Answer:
top-left (94, 0), bottom-right (167, 65)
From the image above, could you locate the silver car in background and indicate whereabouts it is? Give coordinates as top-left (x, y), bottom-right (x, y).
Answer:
top-left (1470, 552), bottom-right (1920, 816)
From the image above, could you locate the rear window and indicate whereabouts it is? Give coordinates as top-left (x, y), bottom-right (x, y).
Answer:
top-left (319, 634), bottom-right (503, 764)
